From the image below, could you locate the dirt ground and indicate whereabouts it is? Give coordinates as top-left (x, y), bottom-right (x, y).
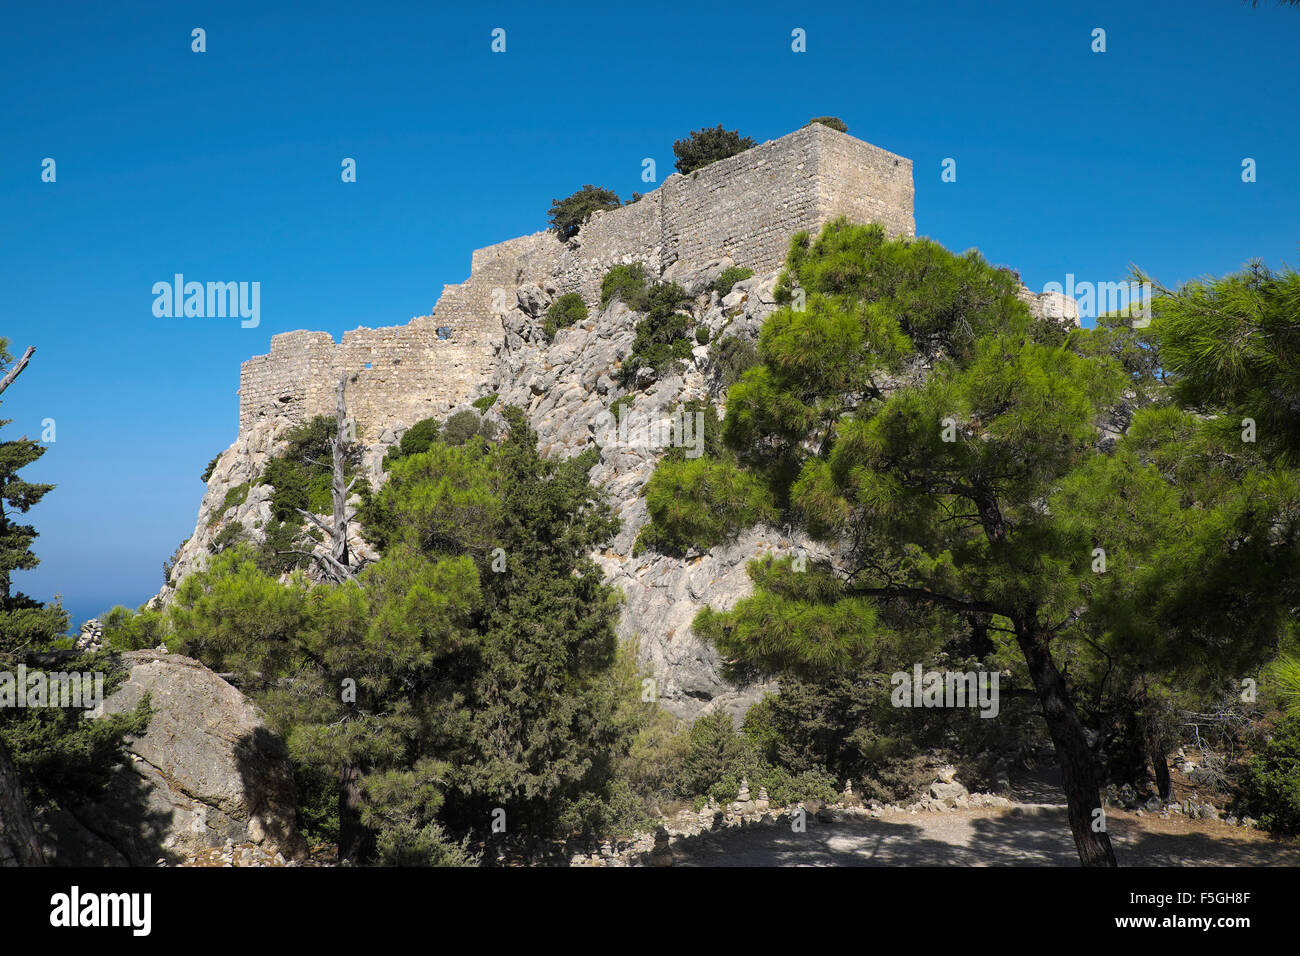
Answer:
top-left (673, 770), bottom-right (1300, 867)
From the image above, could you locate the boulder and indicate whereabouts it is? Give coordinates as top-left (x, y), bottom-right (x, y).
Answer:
top-left (515, 283), bottom-right (551, 318)
top-left (37, 650), bottom-right (304, 866)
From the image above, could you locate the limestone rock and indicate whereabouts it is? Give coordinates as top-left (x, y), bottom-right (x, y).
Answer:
top-left (37, 650), bottom-right (304, 866)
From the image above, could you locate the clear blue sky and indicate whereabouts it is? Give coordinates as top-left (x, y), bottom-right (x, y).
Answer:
top-left (2, 0), bottom-right (1296, 627)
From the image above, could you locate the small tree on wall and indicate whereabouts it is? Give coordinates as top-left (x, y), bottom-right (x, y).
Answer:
top-left (548, 185), bottom-right (622, 241)
top-left (672, 126), bottom-right (757, 175)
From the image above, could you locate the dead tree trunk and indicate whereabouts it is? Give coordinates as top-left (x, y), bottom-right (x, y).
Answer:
top-left (297, 373), bottom-right (360, 583)
top-left (0, 346), bottom-right (35, 398)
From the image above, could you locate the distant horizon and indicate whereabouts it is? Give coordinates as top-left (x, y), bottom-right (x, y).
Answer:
top-left (4, 0), bottom-right (1297, 622)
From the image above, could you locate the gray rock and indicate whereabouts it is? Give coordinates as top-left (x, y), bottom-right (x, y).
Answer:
top-left (37, 651), bottom-right (304, 866)
top-left (516, 283), bottom-right (551, 318)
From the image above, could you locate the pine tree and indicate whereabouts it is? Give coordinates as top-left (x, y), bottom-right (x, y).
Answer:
top-left (672, 224), bottom-right (1300, 866)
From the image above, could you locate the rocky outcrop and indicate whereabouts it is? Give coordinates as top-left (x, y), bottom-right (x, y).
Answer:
top-left (0, 741), bottom-right (43, 866)
top-left (36, 650), bottom-right (304, 866)
top-left (162, 244), bottom-right (1079, 725)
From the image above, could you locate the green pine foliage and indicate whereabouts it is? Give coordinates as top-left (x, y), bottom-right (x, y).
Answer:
top-left (713, 266), bottom-right (754, 298)
top-left (600, 263), bottom-right (648, 309)
top-left (672, 125), bottom-right (757, 175)
top-left (1232, 713), bottom-right (1300, 834)
top-left (141, 404), bottom-right (656, 861)
top-left (641, 223), bottom-right (1300, 866)
top-left (0, 338), bottom-right (152, 819)
top-left (543, 293), bottom-right (588, 339)
top-left (548, 185), bottom-right (622, 241)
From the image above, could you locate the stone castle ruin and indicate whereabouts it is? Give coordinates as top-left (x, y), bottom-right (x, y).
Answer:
top-left (237, 123), bottom-right (916, 441)
top-left (174, 122), bottom-right (1080, 720)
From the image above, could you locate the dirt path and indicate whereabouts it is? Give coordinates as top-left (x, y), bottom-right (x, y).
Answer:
top-left (674, 772), bottom-right (1300, 867)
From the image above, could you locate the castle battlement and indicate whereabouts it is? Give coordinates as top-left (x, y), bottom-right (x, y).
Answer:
top-left (237, 123), bottom-right (915, 439)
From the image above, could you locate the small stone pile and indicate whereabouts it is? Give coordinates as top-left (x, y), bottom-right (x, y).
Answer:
top-left (75, 619), bottom-right (103, 652)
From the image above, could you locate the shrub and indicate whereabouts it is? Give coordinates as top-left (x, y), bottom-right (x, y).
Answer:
top-left (548, 185), bottom-right (622, 241)
top-left (442, 410), bottom-right (487, 446)
top-left (543, 293), bottom-right (588, 339)
top-left (620, 282), bottom-right (694, 386)
top-left (162, 538), bottom-right (187, 586)
top-left (103, 604), bottom-right (171, 652)
top-left (636, 456), bottom-right (777, 554)
top-left (385, 417), bottom-right (442, 468)
top-left (600, 263), bottom-right (648, 309)
top-left (1232, 713), bottom-right (1300, 834)
top-left (609, 394), bottom-right (635, 422)
top-left (695, 326), bottom-right (710, 346)
top-left (713, 266), bottom-right (754, 298)
top-left (675, 710), bottom-right (838, 807)
top-left (209, 520), bottom-right (248, 555)
top-left (471, 394), bottom-right (498, 412)
top-left (673, 125), bottom-right (757, 175)
top-left (255, 518), bottom-right (318, 576)
top-left (222, 482), bottom-right (249, 512)
top-left (807, 116), bottom-right (848, 133)
top-left (259, 415), bottom-right (366, 524)
top-left (710, 336), bottom-right (760, 390)
top-left (201, 453), bottom-right (222, 483)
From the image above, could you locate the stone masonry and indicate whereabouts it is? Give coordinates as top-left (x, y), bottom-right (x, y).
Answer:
top-left (237, 123), bottom-right (915, 440)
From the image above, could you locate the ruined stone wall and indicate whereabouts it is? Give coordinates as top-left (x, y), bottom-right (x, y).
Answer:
top-left (466, 123), bottom-right (915, 304)
top-left (237, 124), bottom-right (916, 439)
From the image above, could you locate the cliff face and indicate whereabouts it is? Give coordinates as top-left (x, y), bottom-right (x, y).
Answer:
top-left (164, 258), bottom-right (802, 720)
top-left (159, 126), bottom-right (1073, 722)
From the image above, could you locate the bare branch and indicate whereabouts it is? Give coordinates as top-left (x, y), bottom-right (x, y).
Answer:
top-left (0, 346), bottom-right (35, 398)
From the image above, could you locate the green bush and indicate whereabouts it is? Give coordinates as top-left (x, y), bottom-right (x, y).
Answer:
top-left (710, 336), bottom-right (760, 389)
top-left (385, 417), bottom-right (442, 468)
top-left (471, 394), bottom-right (498, 412)
top-left (695, 326), bottom-right (710, 346)
top-left (258, 415), bottom-right (365, 525)
top-left (673, 125), bottom-right (757, 175)
top-left (543, 293), bottom-right (588, 339)
top-left (102, 604), bottom-right (171, 652)
top-left (222, 482), bottom-right (249, 512)
top-left (209, 520), bottom-right (248, 555)
top-left (636, 456), bottom-right (777, 554)
top-left (443, 410), bottom-right (488, 447)
top-left (600, 263), bottom-right (648, 309)
top-left (807, 116), bottom-right (848, 133)
top-left (1233, 713), bottom-right (1300, 834)
top-left (620, 282), bottom-right (694, 386)
top-left (676, 710), bottom-right (838, 807)
top-left (201, 453), bottom-right (221, 483)
top-left (713, 266), bottom-right (754, 298)
top-left (609, 394), bottom-right (635, 422)
top-left (548, 185), bottom-right (622, 241)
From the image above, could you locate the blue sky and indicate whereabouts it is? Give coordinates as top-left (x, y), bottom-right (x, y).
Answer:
top-left (1, 0), bottom-right (1296, 627)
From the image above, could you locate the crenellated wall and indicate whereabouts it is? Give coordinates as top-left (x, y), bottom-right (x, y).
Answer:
top-left (237, 123), bottom-right (915, 439)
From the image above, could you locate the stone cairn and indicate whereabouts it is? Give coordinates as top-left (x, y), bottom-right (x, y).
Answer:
top-left (76, 619), bottom-right (103, 652)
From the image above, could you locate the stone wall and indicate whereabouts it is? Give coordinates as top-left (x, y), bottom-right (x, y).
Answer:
top-left (237, 123), bottom-right (915, 439)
